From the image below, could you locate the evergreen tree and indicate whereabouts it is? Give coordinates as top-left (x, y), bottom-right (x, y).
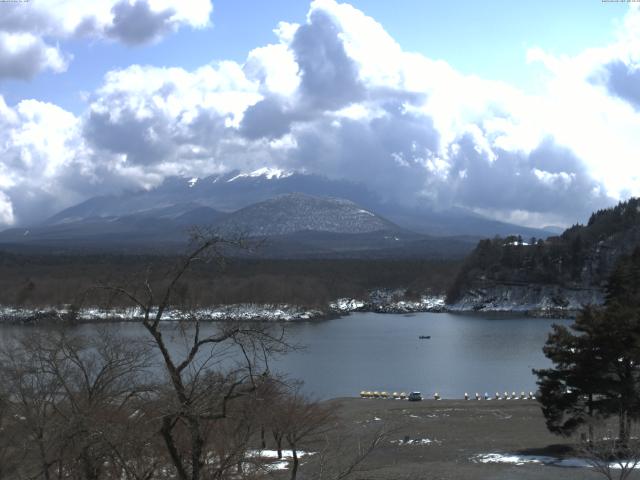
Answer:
top-left (534, 247), bottom-right (640, 444)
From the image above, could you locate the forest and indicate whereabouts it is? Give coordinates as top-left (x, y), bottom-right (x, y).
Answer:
top-left (447, 198), bottom-right (640, 303)
top-left (0, 250), bottom-right (461, 310)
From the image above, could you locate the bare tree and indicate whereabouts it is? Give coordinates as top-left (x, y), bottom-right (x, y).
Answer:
top-left (275, 390), bottom-right (334, 480)
top-left (0, 328), bottom-right (154, 480)
top-left (579, 423), bottom-right (640, 480)
top-left (0, 387), bottom-right (19, 479)
top-left (0, 332), bottom-right (66, 480)
top-left (102, 231), bottom-right (291, 480)
top-left (303, 422), bottom-right (388, 480)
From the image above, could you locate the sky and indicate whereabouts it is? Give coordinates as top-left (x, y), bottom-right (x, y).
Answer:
top-left (0, 0), bottom-right (639, 229)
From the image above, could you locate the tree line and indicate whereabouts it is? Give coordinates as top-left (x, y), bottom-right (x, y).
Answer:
top-left (447, 198), bottom-right (640, 303)
top-left (0, 251), bottom-right (460, 311)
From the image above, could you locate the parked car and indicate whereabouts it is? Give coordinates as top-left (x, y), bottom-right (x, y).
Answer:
top-left (408, 391), bottom-right (422, 401)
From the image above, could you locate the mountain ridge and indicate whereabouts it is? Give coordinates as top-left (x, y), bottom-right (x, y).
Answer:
top-left (34, 170), bottom-right (556, 239)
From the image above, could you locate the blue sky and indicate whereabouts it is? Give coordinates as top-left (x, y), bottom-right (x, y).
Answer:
top-left (0, 0), bottom-right (639, 229)
top-left (2, 0), bottom-right (630, 112)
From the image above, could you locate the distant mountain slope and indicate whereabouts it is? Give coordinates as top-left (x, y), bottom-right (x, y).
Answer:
top-left (216, 193), bottom-right (397, 236)
top-left (0, 192), bottom-right (478, 258)
top-left (447, 198), bottom-right (640, 312)
top-left (39, 170), bottom-right (555, 238)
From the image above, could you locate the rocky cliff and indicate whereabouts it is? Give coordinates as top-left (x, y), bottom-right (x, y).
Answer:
top-left (447, 198), bottom-right (640, 315)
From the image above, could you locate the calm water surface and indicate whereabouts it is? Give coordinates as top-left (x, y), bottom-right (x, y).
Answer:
top-left (0, 312), bottom-right (571, 399)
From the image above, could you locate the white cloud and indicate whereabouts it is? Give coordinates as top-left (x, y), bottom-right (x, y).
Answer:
top-left (533, 169), bottom-right (575, 188)
top-left (0, 192), bottom-right (14, 225)
top-left (0, 0), bottom-right (213, 79)
top-left (3, 0), bottom-right (640, 229)
top-left (0, 31), bottom-right (69, 79)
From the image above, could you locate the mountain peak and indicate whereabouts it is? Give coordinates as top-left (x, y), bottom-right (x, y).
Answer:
top-left (226, 167), bottom-right (293, 183)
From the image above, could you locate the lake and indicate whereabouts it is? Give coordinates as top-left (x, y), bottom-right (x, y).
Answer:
top-left (0, 311), bottom-right (571, 400)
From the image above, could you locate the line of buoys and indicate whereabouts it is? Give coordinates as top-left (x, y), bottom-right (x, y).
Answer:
top-left (360, 391), bottom-right (407, 399)
top-left (360, 390), bottom-right (536, 400)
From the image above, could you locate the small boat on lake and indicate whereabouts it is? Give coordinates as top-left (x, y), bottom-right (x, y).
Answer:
top-left (418, 335), bottom-right (431, 339)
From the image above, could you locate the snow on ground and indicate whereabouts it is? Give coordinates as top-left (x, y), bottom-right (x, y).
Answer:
top-left (1, 289), bottom-right (447, 324)
top-left (0, 304), bottom-right (325, 323)
top-left (392, 438), bottom-right (437, 446)
top-left (330, 291), bottom-right (446, 314)
top-left (249, 450), bottom-right (314, 459)
top-left (472, 453), bottom-right (640, 469)
top-left (0, 288), bottom-right (447, 324)
top-left (247, 450), bottom-right (315, 471)
top-left (330, 298), bottom-right (367, 312)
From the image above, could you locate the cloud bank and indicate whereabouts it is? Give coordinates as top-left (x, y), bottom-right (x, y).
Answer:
top-left (0, 0), bottom-right (213, 79)
top-left (1, 1), bottom-right (639, 229)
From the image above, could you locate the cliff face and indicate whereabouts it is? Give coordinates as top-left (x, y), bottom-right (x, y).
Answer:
top-left (447, 198), bottom-right (640, 314)
top-left (448, 284), bottom-right (604, 316)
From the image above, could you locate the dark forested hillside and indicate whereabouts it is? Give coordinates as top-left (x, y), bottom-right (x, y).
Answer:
top-left (0, 252), bottom-right (460, 309)
top-left (447, 198), bottom-right (640, 311)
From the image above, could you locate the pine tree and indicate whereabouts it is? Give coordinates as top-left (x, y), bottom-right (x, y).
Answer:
top-left (534, 247), bottom-right (640, 444)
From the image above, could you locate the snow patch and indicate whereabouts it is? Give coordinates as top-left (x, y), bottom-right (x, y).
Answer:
top-left (357, 209), bottom-right (375, 216)
top-left (472, 453), bottom-right (640, 469)
top-left (0, 304), bottom-right (325, 324)
top-left (330, 291), bottom-right (446, 314)
top-left (392, 438), bottom-right (437, 446)
top-left (227, 167), bottom-right (293, 182)
top-left (247, 450), bottom-right (315, 471)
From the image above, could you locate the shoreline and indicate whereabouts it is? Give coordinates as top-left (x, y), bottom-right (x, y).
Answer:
top-left (0, 300), bottom-right (578, 325)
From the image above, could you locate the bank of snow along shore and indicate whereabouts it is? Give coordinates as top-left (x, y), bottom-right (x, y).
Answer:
top-left (0, 289), bottom-right (448, 324)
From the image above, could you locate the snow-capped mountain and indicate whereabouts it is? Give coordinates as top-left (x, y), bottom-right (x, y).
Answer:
top-left (44, 169), bottom-right (379, 225)
top-left (0, 188), bottom-right (480, 258)
top-left (41, 169), bottom-right (554, 239)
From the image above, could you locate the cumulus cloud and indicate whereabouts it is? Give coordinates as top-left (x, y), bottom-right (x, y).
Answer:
top-left (3, 0), bottom-right (640, 229)
top-left (602, 60), bottom-right (640, 110)
top-left (0, 192), bottom-right (14, 225)
top-left (0, 0), bottom-right (213, 79)
top-left (0, 31), bottom-right (68, 79)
